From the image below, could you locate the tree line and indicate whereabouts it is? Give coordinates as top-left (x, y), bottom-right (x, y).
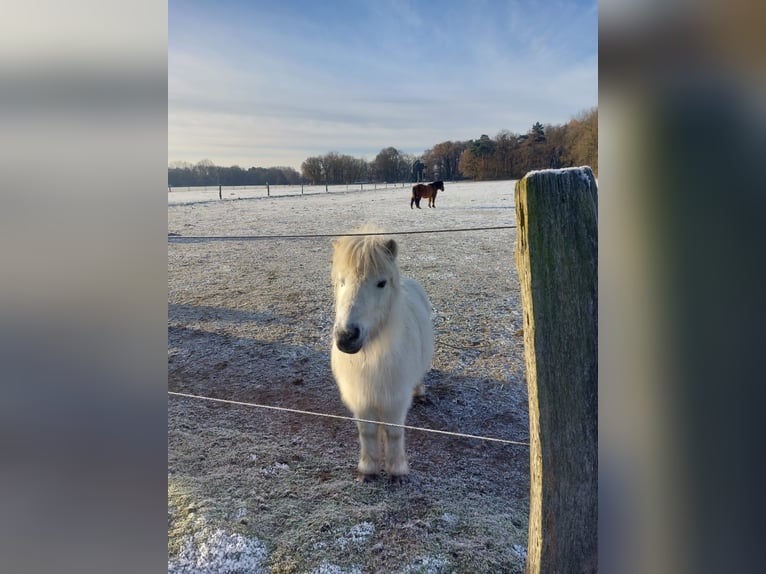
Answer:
top-left (454, 108), bottom-right (597, 180)
top-left (168, 107), bottom-right (597, 187)
top-left (167, 159), bottom-right (303, 188)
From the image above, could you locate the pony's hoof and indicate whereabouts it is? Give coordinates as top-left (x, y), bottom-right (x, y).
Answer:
top-left (357, 473), bottom-right (378, 484)
top-left (389, 474), bottom-right (409, 486)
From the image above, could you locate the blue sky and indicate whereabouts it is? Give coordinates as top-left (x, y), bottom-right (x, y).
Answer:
top-left (169, 0), bottom-right (597, 170)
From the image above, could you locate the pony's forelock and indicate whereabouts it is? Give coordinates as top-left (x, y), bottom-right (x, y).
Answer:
top-left (332, 226), bottom-right (399, 280)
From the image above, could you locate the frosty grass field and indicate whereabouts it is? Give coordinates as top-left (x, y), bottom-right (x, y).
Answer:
top-left (168, 180), bottom-right (531, 573)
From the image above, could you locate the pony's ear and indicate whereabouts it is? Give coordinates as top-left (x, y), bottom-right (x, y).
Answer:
top-left (384, 239), bottom-right (398, 259)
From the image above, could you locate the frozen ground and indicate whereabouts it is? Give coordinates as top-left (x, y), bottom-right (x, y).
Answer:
top-left (168, 180), bottom-right (530, 573)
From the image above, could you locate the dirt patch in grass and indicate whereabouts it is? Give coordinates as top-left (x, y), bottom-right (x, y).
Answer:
top-left (168, 182), bottom-right (529, 573)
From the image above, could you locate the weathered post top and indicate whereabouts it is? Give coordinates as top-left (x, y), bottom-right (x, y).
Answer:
top-left (515, 166), bottom-right (598, 574)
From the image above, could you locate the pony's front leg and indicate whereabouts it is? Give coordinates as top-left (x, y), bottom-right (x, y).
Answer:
top-left (381, 408), bottom-right (409, 481)
top-left (383, 423), bottom-right (408, 481)
top-left (355, 420), bottom-right (381, 481)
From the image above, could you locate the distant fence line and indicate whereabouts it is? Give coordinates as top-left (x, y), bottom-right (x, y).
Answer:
top-left (167, 181), bottom-right (411, 199)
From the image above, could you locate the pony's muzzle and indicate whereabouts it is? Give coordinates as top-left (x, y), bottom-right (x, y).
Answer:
top-left (335, 324), bottom-right (363, 354)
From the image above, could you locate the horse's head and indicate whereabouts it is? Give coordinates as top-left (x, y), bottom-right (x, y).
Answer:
top-left (434, 180), bottom-right (445, 191)
top-left (331, 228), bottom-right (400, 354)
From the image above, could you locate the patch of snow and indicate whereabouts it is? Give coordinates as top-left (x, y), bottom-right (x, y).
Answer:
top-left (348, 522), bottom-right (375, 543)
top-left (234, 507), bottom-right (247, 520)
top-left (524, 166), bottom-right (595, 187)
top-left (336, 521), bottom-right (375, 550)
top-left (512, 544), bottom-right (527, 560)
top-left (168, 527), bottom-right (268, 574)
top-left (440, 512), bottom-right (457, 526)
top-left (261, 462), bottom-right (290, 475)
top-left (395, 555), bottom-right (452, 574)
top-left (308, 562), bottom-right (363, 574)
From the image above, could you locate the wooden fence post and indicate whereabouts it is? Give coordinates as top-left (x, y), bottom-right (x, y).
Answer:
top-left (266, 182), bottom-right (270, 196)
top-left (218, 185), bottom-right (222, 200)
top-left (515, 167), bottom-right (598, 574)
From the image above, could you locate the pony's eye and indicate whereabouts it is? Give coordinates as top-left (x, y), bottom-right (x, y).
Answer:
top-left (377, 279), bottom-right (387, 288)
top-left (338, 278), bottom-right (345, 287)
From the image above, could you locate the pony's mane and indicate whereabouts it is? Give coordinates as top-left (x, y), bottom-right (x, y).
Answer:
top-left (332, 224), bottom-right (399, 280)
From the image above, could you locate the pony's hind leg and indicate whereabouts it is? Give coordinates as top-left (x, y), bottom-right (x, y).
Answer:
top-left (355, 419), bottom-right (381, 481)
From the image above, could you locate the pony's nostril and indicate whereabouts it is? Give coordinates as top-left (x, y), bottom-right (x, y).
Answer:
top-left (336, 325), bottom-right (362, 353)
top-left (339, 326), bottom-right (359, 343)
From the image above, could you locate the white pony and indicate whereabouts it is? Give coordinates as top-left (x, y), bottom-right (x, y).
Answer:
top-left (330, 224), bottom-right (434, 483)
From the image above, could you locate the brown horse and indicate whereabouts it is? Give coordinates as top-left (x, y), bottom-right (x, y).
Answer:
top-left (411, 181), bottom-right (444, 209)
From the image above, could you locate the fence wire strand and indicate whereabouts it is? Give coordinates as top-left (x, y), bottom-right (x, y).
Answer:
top-left (168, 391), bottom-right (529, 447)
top-left (168, 225), bottom-right (516, 243)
